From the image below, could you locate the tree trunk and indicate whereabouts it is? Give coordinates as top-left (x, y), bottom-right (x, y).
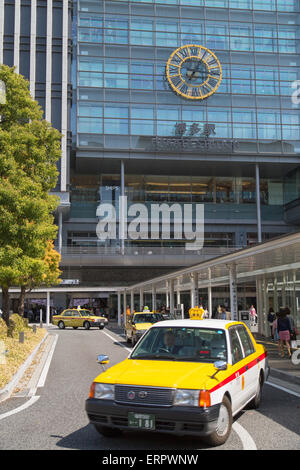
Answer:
top-left (2, 286), bottom-right (10, 327)
top-left (18, 286), bottom-right (26, 317)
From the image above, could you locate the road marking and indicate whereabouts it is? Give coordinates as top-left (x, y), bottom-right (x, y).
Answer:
top-left (266, 380), bottom-right (300, 398)
top-left (101, 329), bottom-right (131, 353)
top-left (232, 421), bottom-right (257, 450)
top-left (0, 333), bottom-right (58, 420)
top-left (0, 395), bottom-right (40, 421)
top-left (37, 334), bottom-right (58, 388)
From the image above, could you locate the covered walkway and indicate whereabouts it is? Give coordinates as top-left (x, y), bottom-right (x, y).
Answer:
top-left (123, 231), bottom-right (300, 337)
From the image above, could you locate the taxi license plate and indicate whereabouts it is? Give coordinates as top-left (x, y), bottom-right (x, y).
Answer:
top-left (128, 412), bottom-right (155, 430)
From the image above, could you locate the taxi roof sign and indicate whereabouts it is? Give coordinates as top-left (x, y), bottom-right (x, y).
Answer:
top-left (189, 306), bottom-right (205, 320)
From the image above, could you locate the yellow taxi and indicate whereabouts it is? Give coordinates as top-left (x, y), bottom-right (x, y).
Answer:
top-left (86, 319), bottom-right (269, 446)
top-left (52, 308), bottom-right (108, 330)
top-left (125, 309), bottom-right (164, 346)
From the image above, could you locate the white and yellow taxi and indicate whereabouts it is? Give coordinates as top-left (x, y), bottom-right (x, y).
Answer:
top-left (125, 310), bottom-right (164, 346)
top-left (86, 319), bottom-right (269, 446)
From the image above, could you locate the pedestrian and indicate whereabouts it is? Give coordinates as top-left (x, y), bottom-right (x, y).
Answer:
top-left (219, 306), bottom-right (227, 320)
top-left (249, 305), bottom-right (257, 324)
top-left (267, 307), bottom-right (276, 338)
top-left (285, 307), bottom-right (298, 349)
top-left (272, 312), bottom-right (280, 351)
top-left (277, 308), bottom-right (292, 358)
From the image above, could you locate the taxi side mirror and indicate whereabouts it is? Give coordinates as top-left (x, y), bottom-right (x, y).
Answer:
top-left (211, 360), bottom-right (227, 380)
top-left (97, 355), bottom-right (109, 365)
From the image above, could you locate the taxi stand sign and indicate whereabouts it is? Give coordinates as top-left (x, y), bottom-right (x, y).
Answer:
top-left (189, 306), bottom-right (205, 320)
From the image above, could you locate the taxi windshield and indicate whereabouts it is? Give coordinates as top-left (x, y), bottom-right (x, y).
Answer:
top-left (130, 326), bottom-right (227, 363)
top-left (79, 310), bottom-right (93, 316)
top-left (133, 314), bottom-right (164, 324)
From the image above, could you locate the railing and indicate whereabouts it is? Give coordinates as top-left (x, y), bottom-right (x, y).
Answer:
top-left (58, 245), bottom-right (241, 257)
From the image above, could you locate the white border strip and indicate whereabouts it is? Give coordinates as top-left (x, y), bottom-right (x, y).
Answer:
top-left (0, 395), bottom-right (40, 421)
top-left (0, 0), bottom-right (4, 64)
top-left (30, 0), bottom-right (37, 98)
top-left (37, 334), bottom-right (58, 388)
top-left (14, 0), bottom-right (21, 73)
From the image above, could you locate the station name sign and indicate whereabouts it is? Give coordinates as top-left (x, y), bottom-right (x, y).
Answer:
top-left (151, 136), bottom-right (239, 153)
top-left (150, 122), bottom-right (239, 154)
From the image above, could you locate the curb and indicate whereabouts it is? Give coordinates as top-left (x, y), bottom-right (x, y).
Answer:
top-left (0, 331), bottom-right (49, 403)
top-left (269, 367), bottom-right (300, 386)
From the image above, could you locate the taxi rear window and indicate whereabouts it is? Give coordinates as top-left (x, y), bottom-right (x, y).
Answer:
top-left (131, 327), bottom-right (227, 363)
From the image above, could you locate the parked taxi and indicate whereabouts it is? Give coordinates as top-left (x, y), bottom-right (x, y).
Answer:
top-left (52, 308), bottom-right (108, 330)
top-left (125, 310), bottom-right (164, 346)
top-left (86, 319), bottom-right (269, 446)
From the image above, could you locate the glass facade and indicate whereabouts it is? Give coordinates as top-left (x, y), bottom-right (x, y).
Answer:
top-left (68, 0), bottom-right (300, 252)
top-left (75, 0), bottom-right (300, 154)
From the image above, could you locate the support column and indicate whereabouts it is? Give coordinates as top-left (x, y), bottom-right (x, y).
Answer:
top-left (273, 276), bottom-right (278, 313)
top-left (256, 277), bottom-right (263, 335)
top-left (255, 163), bottom-right (262, 244)
top-left (228, 264), bottom-right (238, 321)
top-left (130, 291), bottom-right (134, 313)
top-left (208, 268), bottom-right (212, 318)
top-left (152, 286), bottom-right (157, 312)
top-left (263, 276), bottom-right (269, 337)
top-left (190, 273), bottom-right (199, 308)
top-left (117, 292), bottom-right (121, 327)
top-left (139, 288), bottom-right (144, 311)
top-left (123, 291), bottom-right (127, 325)
top-left (166, 282), bottom-right (169, 309)
top-left (120, 160), bottom-right (125, 256)
top-left (58, 211), bottom-right (63, 254)
top-left (46, 291), bottom-right (50, 326)
top-left (169, 280), bottom-right (175, 316)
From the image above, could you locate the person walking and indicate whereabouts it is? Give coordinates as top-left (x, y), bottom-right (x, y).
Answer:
top-left (272, 312), bottom-right (280, 352)
top-left (249, 305), bottom-right (257, 324)
top-left (268, 307), bottom-right (276, 338)
top-left (277, 309), bottom-right (292, 358)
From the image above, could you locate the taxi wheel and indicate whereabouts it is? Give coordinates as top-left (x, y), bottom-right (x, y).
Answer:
top-left (203, 396), bottom-right (232, 447)
top-left (58, 321), bottom-right (65, 329)
top-left (94, 424), bottom-right (122, 437)
top-left (73, 327), bottom-right (78, 329)
top-left (99, 326), bottom-right (104, 330)
top-left (84, 321), bottom-right (90, 330)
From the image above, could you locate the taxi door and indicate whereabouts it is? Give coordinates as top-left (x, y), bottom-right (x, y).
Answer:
top-left (71, 311), bottom-right (82, 327)
top-left (236, 325), bottom-right (260, 401)
top-left (228, 326), bottom-right (247, 414)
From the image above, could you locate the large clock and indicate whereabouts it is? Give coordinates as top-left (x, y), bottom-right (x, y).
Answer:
top-left (166, 44), bottom-right (222, 100)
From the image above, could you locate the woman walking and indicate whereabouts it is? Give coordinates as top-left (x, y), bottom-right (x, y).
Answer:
top-left (277, 309), bottom-right (292, 358)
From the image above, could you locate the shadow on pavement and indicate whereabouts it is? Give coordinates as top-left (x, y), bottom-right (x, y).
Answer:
top-left (55, 423), bottom-right (216, 451)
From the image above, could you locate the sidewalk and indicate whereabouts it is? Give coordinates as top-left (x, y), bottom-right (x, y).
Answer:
top-left (106, 322), bottom-right (300, 386)
top-left (254, 334), bottom-right (300, 385)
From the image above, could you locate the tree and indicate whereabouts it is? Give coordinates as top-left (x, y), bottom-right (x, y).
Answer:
top-left (0, 65), bottom-right (61, 326)
top-left (17, 241), bottom-right (61, 317)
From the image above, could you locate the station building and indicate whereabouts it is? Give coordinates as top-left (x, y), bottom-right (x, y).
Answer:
top-left (1, 0), bottom-right (300, 323)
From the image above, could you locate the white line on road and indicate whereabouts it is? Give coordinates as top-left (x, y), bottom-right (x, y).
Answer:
top-left (37, 334), bottom-right (58, 388)
top-left (266, 380), bottom-right (300, 398)
top-left (0, 395), bottom-right (40, 421)
top-left (232, 421), bottom-right (257, 450)
top-left (0, 333), bottom-right (58, 421)
top-left (101, 329), bottom-right (131, 353)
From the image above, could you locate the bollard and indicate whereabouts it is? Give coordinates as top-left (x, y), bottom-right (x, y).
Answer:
top-left (32, 324), bottom-right (37, 334)
top-left (39, 308), bottom-right (43, 328)
top-left (19, 331), bottom-right (25, 344)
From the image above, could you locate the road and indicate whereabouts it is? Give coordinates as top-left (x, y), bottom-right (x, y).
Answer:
top-left (0, 326), bottom-right (300, 451)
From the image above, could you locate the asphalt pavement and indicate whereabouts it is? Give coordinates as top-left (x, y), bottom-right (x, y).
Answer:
top-left (0, 322), bottom-right (299, 451)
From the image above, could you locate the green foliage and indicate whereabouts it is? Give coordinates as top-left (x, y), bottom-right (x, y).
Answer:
top-left (0, 318), bottom-right (7, 339)
top-left (0, 65), bottom-right (62, 323)
top-left (6, 314), bottom-right (29, 338)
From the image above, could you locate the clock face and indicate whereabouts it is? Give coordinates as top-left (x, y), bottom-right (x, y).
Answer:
top-left (166, 44), bottom-right (222, 100)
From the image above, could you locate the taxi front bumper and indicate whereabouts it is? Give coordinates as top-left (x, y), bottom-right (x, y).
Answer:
top-left (86, 399), bottom-right (220, 437)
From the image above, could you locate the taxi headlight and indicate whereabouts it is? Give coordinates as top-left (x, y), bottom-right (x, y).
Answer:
top-left (92, 383), bottom-right (114, 400)
top-left (173, 389), bottom-right (200, 407)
